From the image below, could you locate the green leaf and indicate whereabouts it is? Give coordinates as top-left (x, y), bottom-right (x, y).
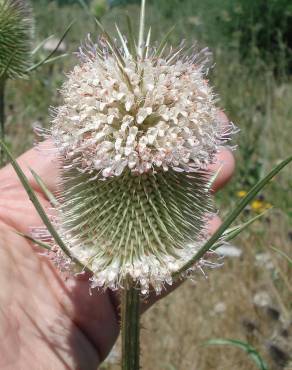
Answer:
top-left (41, 53), bottom-right (68, 65)
top-left (216, 209), bottom-right (271, 246)
top-left (205, 339), bottom-right (268, 370)
top-left (270, 246), bottom-right (292, 267)
top-left (175, 156), bottom-right (292, 277)
top-left (15, 231), bottom-right (52, 250)
top-left (26, 21), bottom-right (74, 73)
top-left (30, 168), bottom-right (59, 207)
top-left (0, 139), bottom-right (87, 271)
top-left (31, 35), bottom-right (54, 55)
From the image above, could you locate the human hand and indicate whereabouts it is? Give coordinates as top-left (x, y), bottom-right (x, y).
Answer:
top-left (0, 113), bottom-right (235, 369)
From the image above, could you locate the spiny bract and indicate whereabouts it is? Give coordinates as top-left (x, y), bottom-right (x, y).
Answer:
top-left (56, 167), bottom-right (216, 294)
top-left (49, 10), bottom-right (236, 294)
top-left (0, 0), bottom-right (33, 79)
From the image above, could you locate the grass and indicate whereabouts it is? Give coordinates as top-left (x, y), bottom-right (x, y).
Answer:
top-left (3, 1), bottom-right (292, 369)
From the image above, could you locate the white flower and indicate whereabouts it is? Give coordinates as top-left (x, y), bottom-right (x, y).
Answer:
top-left (48, 25), bottom-right (236, 294)
top-left (51, 36), bottom-right (235, 179)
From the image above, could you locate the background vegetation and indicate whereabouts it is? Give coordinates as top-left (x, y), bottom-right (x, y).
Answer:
top-left (4, 0), bottom-right (292, 369)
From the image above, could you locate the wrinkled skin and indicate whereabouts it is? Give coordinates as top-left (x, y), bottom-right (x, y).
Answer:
top-left (0, 113), bottom-right (235, 369)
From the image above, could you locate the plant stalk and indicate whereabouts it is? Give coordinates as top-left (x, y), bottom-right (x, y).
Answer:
top-left (121, 280), bottom-right (140, 370)
top-left (0, 78), bottom-right (6, 166)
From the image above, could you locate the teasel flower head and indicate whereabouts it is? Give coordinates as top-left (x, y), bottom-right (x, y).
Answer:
top-left (0, 0), bottom-right (34, 79)
top-left (49, 1), bottom-right (236, 294)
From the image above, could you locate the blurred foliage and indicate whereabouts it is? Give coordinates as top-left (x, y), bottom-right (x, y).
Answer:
top-left (108, 0), bottom-right (139, 6)
top-left (147, 0), bottom-right (292, 73)
top-left (31, 0), bottom-right (89, 5)
top-left (216, 0), bottom-right (292, 73)
top-left (30, 0), bottom-right (292, 73)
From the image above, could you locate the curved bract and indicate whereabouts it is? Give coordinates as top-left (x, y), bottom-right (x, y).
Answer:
top-left (0, 0), bottom-right (33, 79)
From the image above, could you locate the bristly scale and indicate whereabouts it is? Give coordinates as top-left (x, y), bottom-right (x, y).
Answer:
top-left (0, 0), bottom-right (33, 79)
top-left (56, 167), bottom-right (213, 293)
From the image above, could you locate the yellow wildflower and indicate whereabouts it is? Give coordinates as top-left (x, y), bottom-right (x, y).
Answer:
top-left (251, 200), bottom-right (272, 213)
top-left (251, 200), bottom-right (264, 212)
top-left (236, 190), bottom-right (247, 198)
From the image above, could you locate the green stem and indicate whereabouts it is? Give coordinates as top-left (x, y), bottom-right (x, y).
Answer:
top-left (121, 281), bottom-right (140, 370)
top-left (0, 78), bottom-right (6, 166)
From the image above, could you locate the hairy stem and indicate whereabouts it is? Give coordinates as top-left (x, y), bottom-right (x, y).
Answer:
top-left (121, 280), bottom-right (140, 370)
top-left (0, 78), bottom-right (6, 166)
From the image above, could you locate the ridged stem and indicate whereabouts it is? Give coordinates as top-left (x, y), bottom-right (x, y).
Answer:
top-left (121, 279), bottom-right (140, 370)
top-left (0, 78), bottom-right (6, 166)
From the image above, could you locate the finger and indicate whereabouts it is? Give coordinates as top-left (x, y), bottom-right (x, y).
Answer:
top-left (208, 111), bottom-right (236, 192)
top-left (208, 147), bottom-right (235, 193)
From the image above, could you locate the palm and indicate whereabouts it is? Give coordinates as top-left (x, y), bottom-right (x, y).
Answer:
top-left (0, 144), bottom-right (118, 370)
top-left (0, 125), bottom-right (234, 369)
